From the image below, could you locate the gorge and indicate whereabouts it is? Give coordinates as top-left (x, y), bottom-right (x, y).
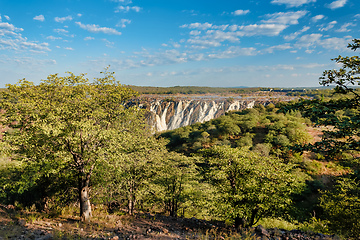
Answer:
top-left (133, 96), bottom-right (287, 132)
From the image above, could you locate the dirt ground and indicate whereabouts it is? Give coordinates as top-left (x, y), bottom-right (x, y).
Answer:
top-left (0, 205), bottom-right (235, 240)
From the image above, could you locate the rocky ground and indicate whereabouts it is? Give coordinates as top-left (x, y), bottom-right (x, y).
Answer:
top-left (0, 205), bottom-right (341, 240)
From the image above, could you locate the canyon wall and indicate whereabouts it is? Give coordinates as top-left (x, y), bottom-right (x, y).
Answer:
top-left (135, 97), bottom-right (273, 132)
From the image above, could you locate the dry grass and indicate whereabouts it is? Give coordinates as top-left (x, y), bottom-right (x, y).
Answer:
top-left (0, 205), bottom-right (256, 240)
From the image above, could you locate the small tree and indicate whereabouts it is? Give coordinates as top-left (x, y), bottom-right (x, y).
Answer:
top-left (101, 132), bottom-right (168, 215)
top-left (1, 70), bottom-right (138, 222)
top-left (320, 177), bottom-right (360, 238)
top-left (152, 152), bottom-right (199, 217)
top-left (201, 145), bottom-right (305, 228)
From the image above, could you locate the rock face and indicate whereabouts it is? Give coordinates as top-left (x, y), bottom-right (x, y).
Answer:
top-left (135, 97), bottom-right (272, 132)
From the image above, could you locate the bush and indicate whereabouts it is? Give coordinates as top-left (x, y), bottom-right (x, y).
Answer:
top-left (320, 177), bottom-right (360, 238)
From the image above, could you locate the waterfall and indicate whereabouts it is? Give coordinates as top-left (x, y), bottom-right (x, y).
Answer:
top-left (140, 97), bottom-right (270, 132)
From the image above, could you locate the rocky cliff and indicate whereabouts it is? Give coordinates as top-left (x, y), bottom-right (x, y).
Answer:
top-left (134, 96), bottom-right (275, 132)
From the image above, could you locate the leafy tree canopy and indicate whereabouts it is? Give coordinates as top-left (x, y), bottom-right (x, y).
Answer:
top-left (199, 146), bottom-right (306, 228)
top-left (281, 39), bottom-right (360, 156)
top-left (0, 70), bottom-right (139, 222)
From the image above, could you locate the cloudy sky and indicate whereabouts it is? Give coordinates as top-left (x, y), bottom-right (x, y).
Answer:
top-left (0, 0), bottom-right (359, 87)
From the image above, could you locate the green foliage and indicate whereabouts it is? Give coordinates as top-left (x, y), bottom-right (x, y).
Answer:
top-left (94, 129), bottom-right (168, 215)
top-left (281, 39), bottom-right (360, 238)
top-left (282, 39), bottom-right (360, 157)
top-left (0, 70), bottom-right (139, 221)
top-left (199, 146), bottom-right (306, 228)
top-left (150, 152), bottom-right (201, 217)
top-left (159, 104), bottom-right (312, 156)
top-left (320, 176), bottom-right (360, 238)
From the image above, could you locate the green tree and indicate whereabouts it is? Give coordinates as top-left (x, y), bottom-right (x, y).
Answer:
top-left (99, 132), bottom-right (168, 215)
top-left (200, 146), bottom-right (305, 228)
top-left (152, 152), bottom-right (199, 217)
top-left (281, 39), bottom-right (360, 236)
top-left (1, 70), bottom-right (138, 222)
top-left (284, 39), bottom-right (360, 155)
top-left (320, 177), bottom-right (360, 238)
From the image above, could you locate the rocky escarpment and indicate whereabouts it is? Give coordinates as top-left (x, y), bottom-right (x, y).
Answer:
top-left (132, 96), bottom-right (273, 132)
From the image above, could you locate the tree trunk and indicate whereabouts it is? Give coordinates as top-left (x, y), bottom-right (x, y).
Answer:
top-left (234, 216), bottom-right (245, 229)
top-left (248, 207), bottom-right (259, 227)
top-left (80, 185), bottom-right (92, 222)
top-left (78, 169), bottom-right (93, 222)
top-left (128, 185), bottom-right (136, 215)
top-left (128, 195), bottom-right (136, 215)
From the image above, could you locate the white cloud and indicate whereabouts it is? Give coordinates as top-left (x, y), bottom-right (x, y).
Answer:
top-left (212, 25), bottom-right (229, 31)
top-left (207, 46), bottom-right (258, 59)
top-left (182, 10), bottom-right (199, 16)
top-left (233, 10), bottom-right (250, 16)
top-left (77, 13), bottom-right (82, 17)
top-left (188, 38), bottom-right (222, 48)
top-left (54, 28), bottom-right (69, 34)
top-left (262, 11), bottom-right (308, 25)
top-left (75, 22), bottom-right (122, 35)
top-left (4, 15), bottom-right (10, 21)
top-left (20, 41), bottom-right (50, 52)
top-left (319, 20), bottom-right (337, 31)
top-left (33, 15), bottom-right (45, 22)
top-left (64, 47), bottom-right (74, 50)
top-left (181, 13), bottom-right (307, 51)
top-left (311, 15), bottom-right (325, 22)
top-left (46, 36), bottom-right (62, 40)
top-left (0, 22), bottom-right (23, 32)
top-left (207, 30), bottom-right (240, 42)
top-left (302, 63), bottom-right (326, 68)
top-left (139, 46), bottom-right (257, 67)
top-left (102, 39), bottom-right (115, 48)
top-left (327, 0), bottom-right (347, 9)
top-left (336, 22), bottom-right (356, 32)
top-left (0, 21), bottom-right (50, 53)
top-left (295, 34), bottom-right (351, 51)
top-left (116, 19), bottom-right (131, 28)
top-left (271, 0), bottom-right (316, 7)
top-left (229, 25), bottom-right (238, 31)
top-left (0, 39), bottom-right (17, 49)
top-left (265, 43), bottom-right (292, 53)
top-left (183, 21), bottom-right (289, 38)
top-left (115, 6), bottom-right (141, 13)
top-left (111, 0), bottom-right (133, 3)
top-left (54, 15), bottom-right (73, 23)
top-left (295, 33), bottom-right (322, 48)
top-left (284, 26), bottom-right (310, 40)
top-left (181, 22), bottom-right (213, 30)
top-left (190, 30), bottom-right (201, 35)
top-left (237, 24), bottom-right (288, 36)
top-left (318, 36), bottom-right (352, 50)
top-left (172, 42), bottom-right (181, 48)
top-left (4, 56), bottom-right (56, 67)
top-left (186, 29), bottom-right (240, 49)
top-left (84, 36), bottom-right (95, 41)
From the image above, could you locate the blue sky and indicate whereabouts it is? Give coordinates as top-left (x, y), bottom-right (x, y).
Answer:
top-left (0, 0), bottom-right (359, 88)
